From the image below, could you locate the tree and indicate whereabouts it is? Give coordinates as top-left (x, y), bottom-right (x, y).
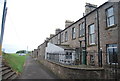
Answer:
top-left (16, 50), bottom-right (26, 54)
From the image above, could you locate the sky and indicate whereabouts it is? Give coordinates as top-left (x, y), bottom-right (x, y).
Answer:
top-left (1, 0), bottom-right (108, 53)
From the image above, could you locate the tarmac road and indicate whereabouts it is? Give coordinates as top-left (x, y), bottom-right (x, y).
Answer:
top-left (18, 56), bottom-right (58, 79)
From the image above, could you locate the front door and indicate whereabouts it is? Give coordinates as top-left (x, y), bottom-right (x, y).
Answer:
top-left (82, 49), bottom-right (86, 65)
top-left (75, 48), bottom-right (80, 64)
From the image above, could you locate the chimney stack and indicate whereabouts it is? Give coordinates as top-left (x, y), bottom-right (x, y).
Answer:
top-left (46, 37), bottom-right (49, 41)
top-left (65, 20), bottom-right (74, 28)
top-left (55, 28), bottom-right (62, 34)
top-left (85, 3), bottom-right (97, 15)
top-left (50, 34), bottom-right (54, 38)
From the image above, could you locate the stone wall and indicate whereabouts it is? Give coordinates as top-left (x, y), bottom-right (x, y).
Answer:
top-left (39, 59), bottom-right (105, 79)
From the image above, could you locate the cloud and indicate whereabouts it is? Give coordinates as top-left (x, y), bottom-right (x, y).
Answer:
top-left (2, 0), bottom-right (108, 53)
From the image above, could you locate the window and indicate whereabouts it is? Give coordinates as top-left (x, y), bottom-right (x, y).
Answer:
top-left (57, 34), bottom-right (60, 44)
top-left (79, 22), bottom-right (85, 37)
top-left (106, 7), bottom-right (115, 27)
top-left (90, 55), bottom-right (94, 64)
top-left (107, 44), bottom-right (118, 64)
top-left (72, 27), bottom-right (76, 39)
top-left (66, 52), bottom-right (72, 59)
top-left (61, 33), bottom-right (63, 43)
top-left (65, 31), bottom-right (68, 41)
top-left (89, 24), bottom-right (95, 45)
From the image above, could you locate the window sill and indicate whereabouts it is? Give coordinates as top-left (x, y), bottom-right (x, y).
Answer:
top-left (105, 63), bottom-right (118, 67)
top-left (108, 63), bottom-right (118, 65)
top-left (79, 35), bottom-right (85, 38)
top-left (87, 44), bottom-right (97, 47)
top-left (72, 38), bottom-right (76, 40)
top-left (65, 40), bottom-right (68, 42)
top-left (105, 24), bottom-right (117, 30)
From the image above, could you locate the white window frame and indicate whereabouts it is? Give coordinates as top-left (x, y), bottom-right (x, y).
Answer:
top-left (57, 34), bottom-right (60, 44)
top-left (107, 44), bottom-right (118, 64)
top-left (106, 7), bottom-right (115, 27)
top-left (90, 55), bottom-right (94, 64)
top-left (72, 27), bottom-right (76, 39)
top-left (65, 31), bottom-right (68, 41)
top-left (61, 33), bottom-right (63, 43)
top-left (79, 22), bottom-right (85, 37)
top-left (89, 24), bottom-right (95, 45)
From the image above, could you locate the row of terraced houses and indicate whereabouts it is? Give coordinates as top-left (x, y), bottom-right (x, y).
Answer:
top-left (32, 2), bottom-right (120, 79)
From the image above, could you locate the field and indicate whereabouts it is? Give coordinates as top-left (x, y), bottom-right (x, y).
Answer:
top-left (3, 53), bottom-right (27, 73)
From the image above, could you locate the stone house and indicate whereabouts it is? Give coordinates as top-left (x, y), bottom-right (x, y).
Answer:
top-left (35, 2), bottom-right (120, 68)
top-left (32, 49), bottom-right (38, 59)
top-left (37, 41), bottom-right (48, 61)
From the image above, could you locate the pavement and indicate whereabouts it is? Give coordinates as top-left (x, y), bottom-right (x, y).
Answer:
top-left (18, 56), bottom-right (59, 79)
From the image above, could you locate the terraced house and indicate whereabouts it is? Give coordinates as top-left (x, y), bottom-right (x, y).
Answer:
top-left (32, 1), bottom-right (120, 79)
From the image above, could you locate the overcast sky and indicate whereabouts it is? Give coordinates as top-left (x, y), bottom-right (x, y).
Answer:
top-left (1, 0), bottom-right (108, 53)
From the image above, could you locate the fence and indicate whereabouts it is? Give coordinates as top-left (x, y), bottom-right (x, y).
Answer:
top-left (46, 53), bottom-right (78, 65)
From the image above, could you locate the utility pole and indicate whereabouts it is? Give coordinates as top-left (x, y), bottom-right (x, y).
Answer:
top-left (0, 0), bottom-right (7, 56)
top-left (26, 46), bottom-right (28, 54)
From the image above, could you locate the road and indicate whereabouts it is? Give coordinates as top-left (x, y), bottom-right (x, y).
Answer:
top-left (18, 56), bottom-right (58, 79)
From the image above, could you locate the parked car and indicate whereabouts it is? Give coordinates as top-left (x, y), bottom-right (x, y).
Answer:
top-left (19, 53), bottom-right (26, 56)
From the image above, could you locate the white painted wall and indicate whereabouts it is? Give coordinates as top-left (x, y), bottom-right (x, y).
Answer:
top-left (45, 42), bottom-right (75, 64)
top-left (46, 43), bottom-right (64, 53)
top-left (45, 42), bottom-right (65, 59)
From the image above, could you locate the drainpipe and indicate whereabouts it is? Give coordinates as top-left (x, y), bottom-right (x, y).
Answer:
top-left (97, 9), bottom-right (102, 67)
top-left (118, 1), bottom-right (120, 69)
top-left (60, 33), bottom-right (61, 45)
top-left (84, 17), bottom-right (87, 65)
top-left (79, 40), bottom-right (82, 65)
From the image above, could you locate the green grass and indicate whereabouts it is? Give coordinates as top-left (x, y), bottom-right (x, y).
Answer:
top-left (3, 53), bottom-right (27, 73)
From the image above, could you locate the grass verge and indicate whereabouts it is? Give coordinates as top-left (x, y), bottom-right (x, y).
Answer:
top-left (3, 53), bottom-right (27, 73)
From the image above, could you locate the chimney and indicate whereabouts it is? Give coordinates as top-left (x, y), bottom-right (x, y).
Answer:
top-left (46, 37), bottom-right (49, 41)
top-left (65, 20), bottom-right (74, 28)
top-left (50, 34), bottom-right (54, 38)
top-left (85, 3), bottom-right (97, 15)
top-left (55, 28), bottom-right (62, 34)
